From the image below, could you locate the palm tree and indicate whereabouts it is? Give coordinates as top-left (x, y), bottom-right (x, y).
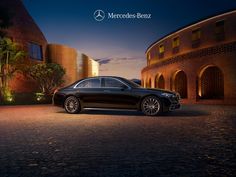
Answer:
top-left (0, 37), bottom-right (25, 95)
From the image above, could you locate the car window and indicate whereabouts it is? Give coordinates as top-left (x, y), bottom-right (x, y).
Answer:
top-left (76, 78), bottom-right (100, 88)
top-left (123, 79), bottom-right (141, 88)
top-left (103, 78), bottom-right (126, 88)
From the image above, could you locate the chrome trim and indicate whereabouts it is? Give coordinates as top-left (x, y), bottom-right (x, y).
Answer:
top-left (73, 77), bottom-right (131, 90)
top-left (73, 78), bottom-right (101, 89)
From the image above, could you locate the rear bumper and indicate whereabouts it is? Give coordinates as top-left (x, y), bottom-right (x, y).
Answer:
top-left (52, 93), bottom-right (65, 107)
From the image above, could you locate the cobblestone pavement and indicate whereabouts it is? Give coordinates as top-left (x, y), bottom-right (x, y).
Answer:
top-left (0, 104), bottom-right (235, 177)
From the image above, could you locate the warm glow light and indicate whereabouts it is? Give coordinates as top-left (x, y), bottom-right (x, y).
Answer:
top-left (7, 97), bottom-right (13, 102)
top-left (35, 93), bottom-right (45, 102)
top-left (198, 89), bottom-right (202, 97)
top-left (4, 89), bottom-right (14, 102)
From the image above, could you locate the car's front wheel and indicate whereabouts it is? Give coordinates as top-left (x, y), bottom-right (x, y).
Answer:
top-left (64, 96), bottom-right (80, 114)
top-left (141, 96), bottom-right (162, 116)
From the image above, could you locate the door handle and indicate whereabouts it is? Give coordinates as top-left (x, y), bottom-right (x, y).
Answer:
top-left (103, 90), bottom-right (111, 92)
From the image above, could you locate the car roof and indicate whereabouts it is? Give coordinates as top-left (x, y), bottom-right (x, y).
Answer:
top-left (84, 76), bottom-right (126, 80)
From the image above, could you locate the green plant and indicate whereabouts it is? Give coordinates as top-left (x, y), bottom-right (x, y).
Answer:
top-left (35, 92), bottom-right (46, 102)
top-left (1, 86), bottom-right (14, 102)
top-left (0, 37), bottom-right (25, 90)
top-left (28, 63), bottom-right (65, 95)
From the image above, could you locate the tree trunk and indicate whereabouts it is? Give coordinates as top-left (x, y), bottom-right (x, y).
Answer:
top-left (0, 65), bottom-right (5, 89)
top-left (0, 60), bottom-right (2, 88)
top-left (6, 51), bottom-right (9, 88)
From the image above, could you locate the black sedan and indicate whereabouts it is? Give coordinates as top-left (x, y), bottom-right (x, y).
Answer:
top-left (53, 76), bottom-right (180, 116)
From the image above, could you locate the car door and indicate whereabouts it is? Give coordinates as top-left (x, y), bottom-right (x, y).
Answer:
top-left (74, 78), bottom-right (104, 107)
top-left (101, 77), bottom-right (138, 109)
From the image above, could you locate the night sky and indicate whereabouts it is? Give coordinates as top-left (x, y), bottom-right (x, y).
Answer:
top-left (22, 0), bottom-right (236, 79)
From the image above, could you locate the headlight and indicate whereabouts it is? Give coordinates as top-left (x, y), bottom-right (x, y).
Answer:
top-left (161, 92), bottom-right (174, 97)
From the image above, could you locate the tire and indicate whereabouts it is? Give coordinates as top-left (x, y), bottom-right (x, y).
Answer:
top-left (141, 96), bottom-right (162, 116)
top-left (64, 96), bottom-right (80, 114)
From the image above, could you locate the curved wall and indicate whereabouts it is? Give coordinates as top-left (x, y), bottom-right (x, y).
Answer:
top-left (47, 44), bottom-right (78, 86)
top-left (1, 0), bottom-right (48, 92)
top-left (0, 0), bottom-right (47, 54)
top-left (47, 44), bottom-right (99, 86)
top-left (1, 0), bottom-right (99, 94)
top-left (142, 10), bottom-right (236, 104)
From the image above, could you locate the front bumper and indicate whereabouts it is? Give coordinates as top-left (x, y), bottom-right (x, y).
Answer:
top-left (168, 94), bottom-right (181, 111)
top-left (169, 103), bottom-right (181, 111)
top-left (162, 95), bottom-right (181, 112)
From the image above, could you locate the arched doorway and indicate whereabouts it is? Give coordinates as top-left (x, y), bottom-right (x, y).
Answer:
top-left (155, 74), bottom-right (165, 89)
top-left (199, 66), bottom-right (224, 99)
top-left (174, 71), bottom-right (187, 98)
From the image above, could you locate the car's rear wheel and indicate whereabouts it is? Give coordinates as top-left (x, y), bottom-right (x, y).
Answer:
top-left (141, 96), bottom-right (162, 116)
top-left (64, 96), bottom-right (80, 114)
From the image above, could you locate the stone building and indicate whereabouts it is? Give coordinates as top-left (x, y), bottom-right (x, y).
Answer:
top-left (47, 44), bottom-right (99, 86)
top-left (0, 0), bottom-right (99, 93)
top-left (1, 0), bottom-right (48, 92)
top-left (141, 10), bottom-right (236, 104)
top-left (78, 53), bottom-right (99, 78)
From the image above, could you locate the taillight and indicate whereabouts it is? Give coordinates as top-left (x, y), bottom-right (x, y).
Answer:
top-left (53, 89), bottom-right (58, 95)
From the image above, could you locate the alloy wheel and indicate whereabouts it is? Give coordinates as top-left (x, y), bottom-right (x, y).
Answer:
top-left (64, 96), bottom-right (80, 114)
top-left (141, 96), bottom-right (161, 116)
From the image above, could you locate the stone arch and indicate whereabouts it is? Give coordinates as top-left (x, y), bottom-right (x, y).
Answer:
top-left (145, 78), bottom-right (151, 88)
top-left (145, 77), bottom-right (149, 88)
top-left (148, 78), bottom-right (152, 88)
top-left (155, 74), bottom-right (165, 89)
top-left (173, 70), bottom-right (188, 98)
top-left (199, 65), bottom-right (224, 99)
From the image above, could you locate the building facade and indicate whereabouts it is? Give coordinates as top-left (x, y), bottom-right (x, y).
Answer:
top-left (78, 54), bottom-right (99, 78)
top-left (47, 44), bottom-right (78, 86)
top-left (1, 0), bottom-right (48, 92)
top-left (0, 0), bottom-right (99, 93)
top-left (142, 10), bottom-right (236, 104)
top-left (47, 44), bottom-right (99, 86)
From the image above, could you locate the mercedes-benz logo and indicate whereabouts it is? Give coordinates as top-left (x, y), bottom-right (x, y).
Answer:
top-left (94, 10), bottom-right (105, 21)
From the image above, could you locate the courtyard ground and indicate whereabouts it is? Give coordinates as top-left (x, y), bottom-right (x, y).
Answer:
top-left (0, 104), bottom-right (235, 177)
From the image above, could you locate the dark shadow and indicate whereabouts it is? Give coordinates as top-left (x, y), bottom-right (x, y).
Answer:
top-left (56, 107), bottom-right (210, 117)
top-left (56, 109), bottom-right (144, 116)
top-left (164, 109), bottom-right (210, 117)
top-left (81, 109), bottom-right (144, 116)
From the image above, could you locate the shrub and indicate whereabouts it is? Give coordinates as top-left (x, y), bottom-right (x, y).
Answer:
top-left (28, 63), bottom-right (65, 95)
